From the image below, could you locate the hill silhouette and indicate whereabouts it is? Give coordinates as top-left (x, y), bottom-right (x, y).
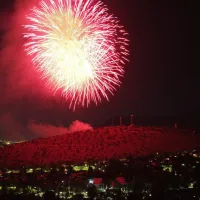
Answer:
top-left (0, 125), bottom-right (199, 168)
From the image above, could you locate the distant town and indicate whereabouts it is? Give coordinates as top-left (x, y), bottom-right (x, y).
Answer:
top-left (1, 149), bottom-right (200, 199)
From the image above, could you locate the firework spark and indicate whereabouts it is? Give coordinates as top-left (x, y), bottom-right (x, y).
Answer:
top-left (23, 0), bottom-right (129, 110)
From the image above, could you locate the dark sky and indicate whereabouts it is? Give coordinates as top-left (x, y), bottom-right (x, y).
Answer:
top-left (0, 0), bottom-right (199, 126)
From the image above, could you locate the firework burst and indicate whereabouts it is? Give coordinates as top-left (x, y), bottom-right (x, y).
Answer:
top-left (23, 0), bottom-right (129, 110)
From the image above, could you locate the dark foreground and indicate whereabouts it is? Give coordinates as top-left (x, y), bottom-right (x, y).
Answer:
top-left (1, 149), bottom-right (200, 200)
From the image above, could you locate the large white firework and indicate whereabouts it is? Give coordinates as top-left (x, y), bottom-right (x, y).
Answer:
top-left (23, 0), bottom-right (129, 110)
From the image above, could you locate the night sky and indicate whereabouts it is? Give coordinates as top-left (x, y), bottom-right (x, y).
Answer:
top-left (0, 0), bottom-right (199, 127)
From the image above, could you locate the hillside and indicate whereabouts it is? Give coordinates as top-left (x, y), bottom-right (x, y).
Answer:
top-left (0, 126), bottom-right (200, 168)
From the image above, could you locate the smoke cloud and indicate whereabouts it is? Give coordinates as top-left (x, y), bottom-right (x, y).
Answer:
top-left (0, 0), bottom-right (53, 108)
top-left (67, 120), bottom-right (93, 133)
top-left (28, 120), bottom-right (93, 139)
top-left (0, 113), bottom-right (25, 141)
top-left (0, 113), bottom-right (93, 141)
